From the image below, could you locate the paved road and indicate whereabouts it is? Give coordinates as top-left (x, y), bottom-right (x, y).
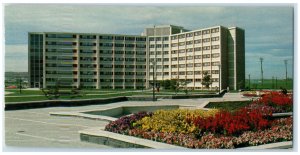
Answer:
top-left (4, 92), bottom-right (248, 151)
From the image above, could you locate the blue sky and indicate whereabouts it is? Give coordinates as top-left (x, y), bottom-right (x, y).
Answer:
top-left (4, 4), bottom-right (294, 79)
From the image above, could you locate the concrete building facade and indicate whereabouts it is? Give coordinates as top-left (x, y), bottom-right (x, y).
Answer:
top-left (29, 25), bottom-right (245, 90)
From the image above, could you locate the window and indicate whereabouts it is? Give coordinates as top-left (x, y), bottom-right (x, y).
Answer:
top-left (163, 44), bottom-right (169, 48)
top-left (211, 28), bottom-right (220, 33)
top-left (178, 34), bottom-right (185, 39)
top-left (212, 78), bottom-right (219, 82)
top-left (212, 70), bottom-right (219, 74)
top-left (212, 45), bottom-right (220, 49)
top-left (163, 65), bottom-right (169, 68)
top-left (212, 53), bottom-right (220, 58)
top-left (155, 37), bottom-right (162, 41)
top-left (203, 54), bottom-right (210, 58)
top-left (186, 56), bottom-right (193, 60)
top-left (157, 58), bottom-right (162, 62)
top-left (194, 47), bottom-right (202, 51)
top-left (163, 37), bottom-right (169, 41)
top-left (187, 71), bottom-right (193, 75)
top-left (194, 31), bottom-right (201, 36)
top-left (186, 63), bottom-right (193, 67)
top-left (179, 64), bottom-right (185, 68)
top-left (203, 38), bottom-right (210, 43)
top-left (163, 51), bottom-right (169, 54)
top-left (164, 72), bottom-right (169, 75)
top-left (186, 33), bottom-right (193, 37)
top-left (202, 30), bottom-right (210, 35)
top-left (186, 41), bottom-right (193, 45)
top-left (195, 78), bottom-right (201, 82)
top-left (136, 37), bottom-right (146, 41)
top-left (171, 57), bottom-right (177, 61)
top-left (171, 50), bottom-right (177, 54)
top-left (194, 71), bottom-right (201, 75)
top-left (172, 72), bottom-right (177, 75)
top-left (150, 52), bottom-right (155, 55)
top-left (171, 36), bottom-right (177, 40)
top-left (194, 39), bottom-right (201, 44)
top-left (186, 48), bottom-right (193, 52)
top-left (179, 42), bottom-right (185, 46)
top-left (171, 65), bottom-right (177, 68)
top-left (195, 63), bottom-right (202, 67)
top-left (156, 51), bottom-right (161, 55)
top-left (194, 55), bottom-right (202, 59)
top-left (136, 44), bottom-right (146, 48)
top-left (212, 62), bottom-right (220, 66)
top-left (203, 46), bottom-right (210, 50)
top-left (179, 50), bottom-right (185, 53)
top-left (179, 72), bottom-right (185, 75)
top-left (115, 36), bottom-right (124, 40)
top-left (203, 62), bottom-right (211, 66)
top-left (149, 38), bottom-right (155, 41)
top-left (150, 45), bottom-right (155, 48)
top-left (171, 43), bottom-right (178, 47)
top-left (163, 58), bottom-right (169, 61)
top-left (211, 37), bottom-right (219, 41)
top-left (156, 44), bottom-right (162, 48)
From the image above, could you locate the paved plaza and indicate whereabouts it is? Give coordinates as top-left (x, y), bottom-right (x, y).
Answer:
top-left (4, 93), bottom-right (248, 151)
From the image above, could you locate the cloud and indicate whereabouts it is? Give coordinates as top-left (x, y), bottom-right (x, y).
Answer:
top-left (4, 4), bottom-right (294, 79)
top-left (5, 44), bottom-right (28, 72)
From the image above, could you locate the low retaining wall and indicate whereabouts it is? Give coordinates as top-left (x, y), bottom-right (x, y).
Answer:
top-left (171, 89), bottom-right (227, 99)
top-left (79, 128), bottom-right (185, 149)
top-left (5, 96), bottom-right (128, 111)
top-left (79, 127), bottom-right (292, 149)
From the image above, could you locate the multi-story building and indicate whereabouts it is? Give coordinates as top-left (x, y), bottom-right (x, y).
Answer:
top-left (28, 25), bottom-right (244, 90)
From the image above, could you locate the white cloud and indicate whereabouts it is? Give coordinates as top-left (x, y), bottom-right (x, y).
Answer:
top-left (5, 44), bottom-right (28, 72)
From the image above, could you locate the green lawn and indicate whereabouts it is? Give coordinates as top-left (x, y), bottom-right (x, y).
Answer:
top-left (245, 79), bottom-right (293, 90)
top-left (204, 101), bottom-right (252, 112)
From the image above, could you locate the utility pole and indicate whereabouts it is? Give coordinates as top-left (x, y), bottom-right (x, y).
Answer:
top-left (272, 76), bottom-right (274, 89)
top-left (259, 57), bottom-right (264, 89)
top-left (275, 77), bottom-right (278, 89)
top-left (284, 60), bottom-right (288, 88)
top-left (248, 74), bottom-right (251, 90)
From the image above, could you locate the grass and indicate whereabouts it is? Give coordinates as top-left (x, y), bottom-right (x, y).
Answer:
top-left (245, 79), bottom-right (293, 90)
top-left (204, 101), bottom-right (252, 112)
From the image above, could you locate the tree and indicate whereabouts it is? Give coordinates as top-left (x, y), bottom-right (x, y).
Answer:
top-left (201, 71), bottom-right (212, 89)
top-left (163, 80), bottom-right (171, 89)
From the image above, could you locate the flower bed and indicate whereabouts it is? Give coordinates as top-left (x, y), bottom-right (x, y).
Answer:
top-left (105, 91), bottom-right (293, 149)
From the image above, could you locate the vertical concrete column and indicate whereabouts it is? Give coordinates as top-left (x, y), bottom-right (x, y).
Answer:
top-left (96, 35), bottom-right (100, 89)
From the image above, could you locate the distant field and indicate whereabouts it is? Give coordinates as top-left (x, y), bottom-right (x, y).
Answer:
top-left (245, 79), bottom-right (293, 90)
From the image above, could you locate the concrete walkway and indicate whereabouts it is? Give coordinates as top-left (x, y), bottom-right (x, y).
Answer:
top-left (5, 92), bottom-right (250, 150)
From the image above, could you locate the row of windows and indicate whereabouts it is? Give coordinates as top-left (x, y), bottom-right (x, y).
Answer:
top-left (150, 72), bottom-right (220, 77)
top-left (149, 62), bottom-right (220, 69)
top-left (149, 44), bottom-right (169, 48)
top-left (149, 51), bottom-right (169, 55)
top-left (171, 39), bottom-right (219, 47)
top-left (99, 50), bottom-right (145, 55)
top-left (99, 72), bottom-right (146, 75)
top-left (169, 71), bottom-right (219, 75)
top-left (170, 45), bottom-right (220, 52)
top-left (46, 34), bottom-right (146, 41)
top-left (100, 65), bottom-right (146, 69)
top-left (99, 57), bottom-right (146, 62)
top-left (170, 28), bottom-right (220, 40)
top-left (149, 37), bottom-right (169, 41)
